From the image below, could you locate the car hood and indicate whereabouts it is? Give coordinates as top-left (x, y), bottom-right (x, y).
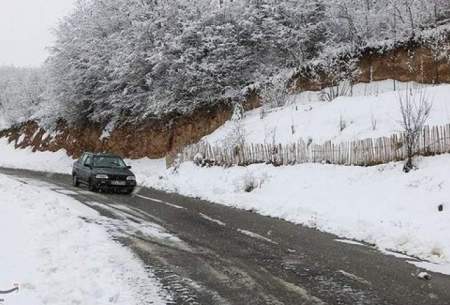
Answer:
top-left (93, 167), bottom-right (134, 176)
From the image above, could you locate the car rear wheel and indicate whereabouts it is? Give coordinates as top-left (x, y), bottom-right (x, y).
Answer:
top-left (72, 174), bottom-right (80, 187)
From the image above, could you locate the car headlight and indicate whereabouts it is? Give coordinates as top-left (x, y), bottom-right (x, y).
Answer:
top-left (95, 174), bottom-right (109, 179)
top-left (127, 176), bottom-right (136, 181)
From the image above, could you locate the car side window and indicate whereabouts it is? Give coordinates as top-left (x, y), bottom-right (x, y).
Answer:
top-left (85, 156), bottom-right (92, 167)
top-left (80, 153), bottom-right (87, 164)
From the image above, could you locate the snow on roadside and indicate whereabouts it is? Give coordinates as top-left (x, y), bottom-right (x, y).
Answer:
top-left (0, 138), bottom-right (73, 173)
top-left (142, 155), bottom-right (450, 275)
top-left (0, 137), bottom-right (167, 178)
top-left (0, 173), bottom-right (169, 305)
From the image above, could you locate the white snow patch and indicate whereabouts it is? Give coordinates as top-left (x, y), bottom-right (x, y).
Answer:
top-left (337, 270), bottom-right (371, 286)
top-left (199, 213), bottom-right (226, 226)
top-left (335, 239), bottom-right (367, 247)
top-left (413, 262), bottom-right (450, 276)
top-left (0, 174), bottom-right (169, 305)
top-left (237, 229), bottom-right (279, 245)
top-left (136, 194), bottom-right (186, 210)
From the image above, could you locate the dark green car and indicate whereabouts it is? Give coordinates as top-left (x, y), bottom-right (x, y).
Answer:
top-left (72, 152), bottom-right (136, 194)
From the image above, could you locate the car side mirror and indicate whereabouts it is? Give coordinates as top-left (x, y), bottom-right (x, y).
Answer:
top-left (126, 166), bottom-right (132, 169)
top-left (84, 163), bottom-right (92, 169)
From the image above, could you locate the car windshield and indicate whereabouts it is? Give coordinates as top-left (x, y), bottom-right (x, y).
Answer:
top-left (93, 156), bottom-right (127, 169)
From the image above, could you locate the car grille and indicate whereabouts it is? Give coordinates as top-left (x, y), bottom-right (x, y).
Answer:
top-left (109, 175), bottom-right (127, 181)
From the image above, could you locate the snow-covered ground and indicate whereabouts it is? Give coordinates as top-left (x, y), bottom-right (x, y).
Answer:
top-left (0, 173), bottom-right (170, 305)
top-left (2, 80), bottom-right (450, 276)
top-left (206, 82), bottom-right (450, 145)
top-left (147, 157), bottom-right (450, 274)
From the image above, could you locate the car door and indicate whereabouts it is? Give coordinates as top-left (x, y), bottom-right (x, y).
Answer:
top-left (80, 154), bottom-right (93, 182)
top-left (73, 153), bottom-right (86, 177)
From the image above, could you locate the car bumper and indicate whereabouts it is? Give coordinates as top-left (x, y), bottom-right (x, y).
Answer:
top-left (94, 179), bottom-right (136, 190)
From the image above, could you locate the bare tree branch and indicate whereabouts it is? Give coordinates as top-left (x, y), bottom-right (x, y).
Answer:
top-left (398, 87), bottom-right (432, 172)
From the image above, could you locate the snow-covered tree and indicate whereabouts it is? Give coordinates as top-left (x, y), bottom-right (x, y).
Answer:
top-left (40, 0), bottom-right (450, 126)
top-left (0, 66), bottom-right (46, 128)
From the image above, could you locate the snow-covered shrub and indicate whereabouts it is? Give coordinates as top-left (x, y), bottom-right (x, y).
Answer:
top-left (193, 153), bottom-right (206, 167)
top-left (193, 151), bottom-right (216, 167)
top-left (260, 73), bottom-right (290, 115)
top-left (223, 119), bottom-right (246, 151)
top-left (234, 171), bottom-right (268, 193)
top-left (231, 103), bottom-right (245, 121)
top-left (320, 80), bottom-right (353, 102)
top-left (170, 154), bottom-right (182, 174)
top-left (243, 173), bottom-right (258, 193)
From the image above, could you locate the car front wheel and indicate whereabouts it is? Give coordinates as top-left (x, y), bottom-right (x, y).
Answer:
top-left (124, 188), bottom-right (134, 195)
top-left (88, 178), bottom-right (97, 192)
top-left (72, 174), bottom-right (80, 187)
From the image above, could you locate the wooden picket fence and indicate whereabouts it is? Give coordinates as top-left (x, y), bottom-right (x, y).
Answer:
top-left (168, 124), bottom-right (450, 168)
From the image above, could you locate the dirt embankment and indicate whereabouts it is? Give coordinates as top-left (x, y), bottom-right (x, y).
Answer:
top-left (0, 104), bottom-right (231, 159)
top-left (2, 44), bottom-right (450, 159)
top-left (293, 45), bottom-right (450, 91)
top-left (0, 91), bottom-right (261, 159)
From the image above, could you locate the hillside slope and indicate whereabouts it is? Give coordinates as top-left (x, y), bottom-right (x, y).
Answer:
top-left (205, 81), bottom-right (450, 145)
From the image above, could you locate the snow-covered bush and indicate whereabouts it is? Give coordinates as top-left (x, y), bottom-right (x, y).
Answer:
top-left (234, 171), bottom-right (268, 193)
top-left (222, 119), bottom-right (246, 150)
top-left (243, 173), bottom-right (258, 193)
top-left (320, 80), bottom-right (353, 102)
top-left (193, 153), bottom-right (206, 167)
top-left (260, 73), bottom-right (290, 115)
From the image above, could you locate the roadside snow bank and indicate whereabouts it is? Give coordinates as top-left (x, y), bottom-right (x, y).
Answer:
top-left (0, 138), bottom-right (167, 177)
top-left (0, 174), bottom-right (169, 305)
top-left (0, 138), bottom-right (73, 173)
top-left (144, 155), bottom-right (450, 274)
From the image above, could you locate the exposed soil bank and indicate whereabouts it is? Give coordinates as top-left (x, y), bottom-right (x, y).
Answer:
top-left (0, 103), bottom-right (232, 159)
top-left (293, 45), bottom-right (450, 91)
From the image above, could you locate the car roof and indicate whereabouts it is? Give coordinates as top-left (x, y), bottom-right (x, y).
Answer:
top-left (84, 152), bottom-right (122, 158)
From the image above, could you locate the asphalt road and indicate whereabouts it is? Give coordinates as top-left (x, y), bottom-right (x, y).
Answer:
top-left (1, 167), bottom-right (450, 305)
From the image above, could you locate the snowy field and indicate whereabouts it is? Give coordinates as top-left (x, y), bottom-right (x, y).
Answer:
top-left (206, 82), bottom-right (450, 145)
top-left (2, 80), bottom-right (450, 276)
top-left (0, 173), bottom-right (169, 305)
